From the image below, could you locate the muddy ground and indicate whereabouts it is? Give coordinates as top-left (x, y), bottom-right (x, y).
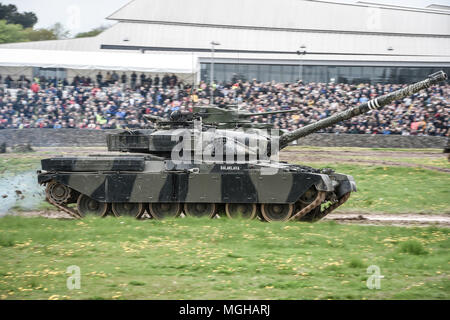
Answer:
top-left (11, 210), bottom-right (450, 227)
top-left (324, 212), bottom-right (450, 227)
top-left (281, 148), bottom-right (450, 173)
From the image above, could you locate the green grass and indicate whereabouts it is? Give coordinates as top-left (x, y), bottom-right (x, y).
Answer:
top-left (0, 158), bottom-right (40, 174)
top-left (300, 163), bottom-right (450, 214)
top-left (299, 155), bottom-right (450, 169)
top-left (286, 146), bottom-right (444, 153)
top-left (400, 240), bottom-right (428, 255)
top-left (0, 216), bottom-right (448, 300)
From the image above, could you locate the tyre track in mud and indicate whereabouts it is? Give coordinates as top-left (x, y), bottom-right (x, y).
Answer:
top-left (323, 212), bottom-right (450, 227)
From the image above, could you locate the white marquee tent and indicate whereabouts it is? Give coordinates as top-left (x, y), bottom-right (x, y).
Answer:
top-left (0, 48), bottom-right (198, 74)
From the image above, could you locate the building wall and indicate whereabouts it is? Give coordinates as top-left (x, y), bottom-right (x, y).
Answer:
top-left (0, 129), bottom-right (446, 149)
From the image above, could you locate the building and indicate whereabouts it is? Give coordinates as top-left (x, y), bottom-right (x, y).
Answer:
top-left (0, 0), bottom-right (449, 84)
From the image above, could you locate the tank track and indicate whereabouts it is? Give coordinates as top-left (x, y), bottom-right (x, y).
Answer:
top-left (290, 191), bottom-right (326, 221)
top-left (45, 182), bottom-right (82, 219)
top-left (44, 181), bottom-right (350, 222)
top-left (299, 192), bottom-right (351, 222)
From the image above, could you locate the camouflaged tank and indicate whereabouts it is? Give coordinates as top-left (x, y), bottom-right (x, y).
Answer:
top-left (38, 71), bottom-right (447, 222)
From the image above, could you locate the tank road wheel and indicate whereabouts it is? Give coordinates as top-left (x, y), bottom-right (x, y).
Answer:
top-left (260, 203), bottom-right (294, 222)
top-left (46, 182), bottom-right (71, 204)
top-left (225, 203), bottom-right (257, 220)
top-left (184, 203), bottom-right (216, 218)
top-left (77, 194), bottom-right (108, 217)
top-left (111, 203), bottom-right (145, 218)
top-left (149, 203), bottom-right (182, 220)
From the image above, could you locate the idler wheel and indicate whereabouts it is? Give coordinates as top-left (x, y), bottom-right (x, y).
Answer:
top-left (299, 187), bottom-right (318, 205)
top-left (184, 203), bottom-right (216, 218)
top-left (225, 203), bottom-right (257, 220)
top-left (149, 203), bottom-right (181, 219)
top-left (111, 203), bottom-right (145, 218)
top-left (46, 182), bottom-right (71, 204)
top-left (77, 194), bottom-right (108, 217)
top-left (260, 203), bottom-right (294, 222)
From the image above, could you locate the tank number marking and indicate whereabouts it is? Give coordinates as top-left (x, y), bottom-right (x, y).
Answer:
top-left (220, 165), bottom-right (241, 170)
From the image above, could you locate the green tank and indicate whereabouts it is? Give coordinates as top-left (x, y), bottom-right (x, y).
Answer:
top-left (37, 71), bottom-right (447, 222)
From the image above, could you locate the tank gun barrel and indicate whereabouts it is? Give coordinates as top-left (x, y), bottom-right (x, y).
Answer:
top-left (239, 109), bottom-right (299, 118)
top-left (279, 71), bottom-right (447, 149)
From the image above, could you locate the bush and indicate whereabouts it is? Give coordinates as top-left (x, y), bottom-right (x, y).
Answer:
top-left (348, 258), bottom-right (365, 268)
top-left (0, 234), bottom-right (15, 247)
top-left (399, 240), bottom-right (428, 255)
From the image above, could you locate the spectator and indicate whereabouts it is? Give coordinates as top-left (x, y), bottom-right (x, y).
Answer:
top-left (140, 73), bottom-right (146, 87)
top-left (121, 73), bottom-right (127, 85)
top-left (96, 72), bottom-right (103, 86)
top-left (130, 72), bottom-right (137, 89)
top-left (30, 82), bottom-right (40, 93)
top-left (111, 71), bottom-right (119, 84)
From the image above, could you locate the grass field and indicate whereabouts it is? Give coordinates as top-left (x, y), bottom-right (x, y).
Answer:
top-left (0, 216), bottom-right (448, 300)
top-left (0, 146), bottom-right (448, 300)
top-left (300, 164), bottom-right (450, 214)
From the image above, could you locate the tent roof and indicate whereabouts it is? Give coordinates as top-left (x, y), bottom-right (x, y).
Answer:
top-left (0, 48), bottom-right (198, 73)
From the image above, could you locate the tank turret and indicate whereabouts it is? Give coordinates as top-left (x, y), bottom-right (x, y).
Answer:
top-left (144, 105), bottom-right (298, 129)
top-left (193, 105), bottom-right (298, 128)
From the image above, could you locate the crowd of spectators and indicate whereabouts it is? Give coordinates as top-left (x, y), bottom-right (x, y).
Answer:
top-left (0, 72), bottom-right (448, 136)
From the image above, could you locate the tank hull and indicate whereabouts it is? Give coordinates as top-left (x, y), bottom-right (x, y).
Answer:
top-left (38, 157), bottom-right (356, 221)
top-left (39, 164), bottom-right (355, 204)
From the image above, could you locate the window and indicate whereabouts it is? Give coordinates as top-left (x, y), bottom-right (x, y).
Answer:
top-left (199, 63), bottom-right (447, 85)
top-left (247, 65), bottom-right (260, 81)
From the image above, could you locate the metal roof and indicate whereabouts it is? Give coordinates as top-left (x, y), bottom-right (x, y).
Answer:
top-left (96, 22), bottom-right (449, 58)
top-left (107, 0), bottom-right (450, 36)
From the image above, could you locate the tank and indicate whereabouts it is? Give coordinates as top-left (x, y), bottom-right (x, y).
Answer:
top-left (37, 71), bottom-right (447, 222)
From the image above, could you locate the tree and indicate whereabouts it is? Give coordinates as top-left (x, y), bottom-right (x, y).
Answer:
top-left (75, 25), bottom-right (108, 38)
top-left (0, 3), bottom-right (37, 28)
top-left (24, 28), bottom-right (57, 41)
top-left (0, 19), bottom-right (28, 43)
top-left (49, 22), bottom-right (70, 39)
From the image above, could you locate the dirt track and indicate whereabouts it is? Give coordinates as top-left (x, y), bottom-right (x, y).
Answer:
top-left (281, 149), bottom-right (450, 173)
top-left (11, 210), bottom-right (450, 227)
top-left (324, 212), bottom-right (450, 227)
